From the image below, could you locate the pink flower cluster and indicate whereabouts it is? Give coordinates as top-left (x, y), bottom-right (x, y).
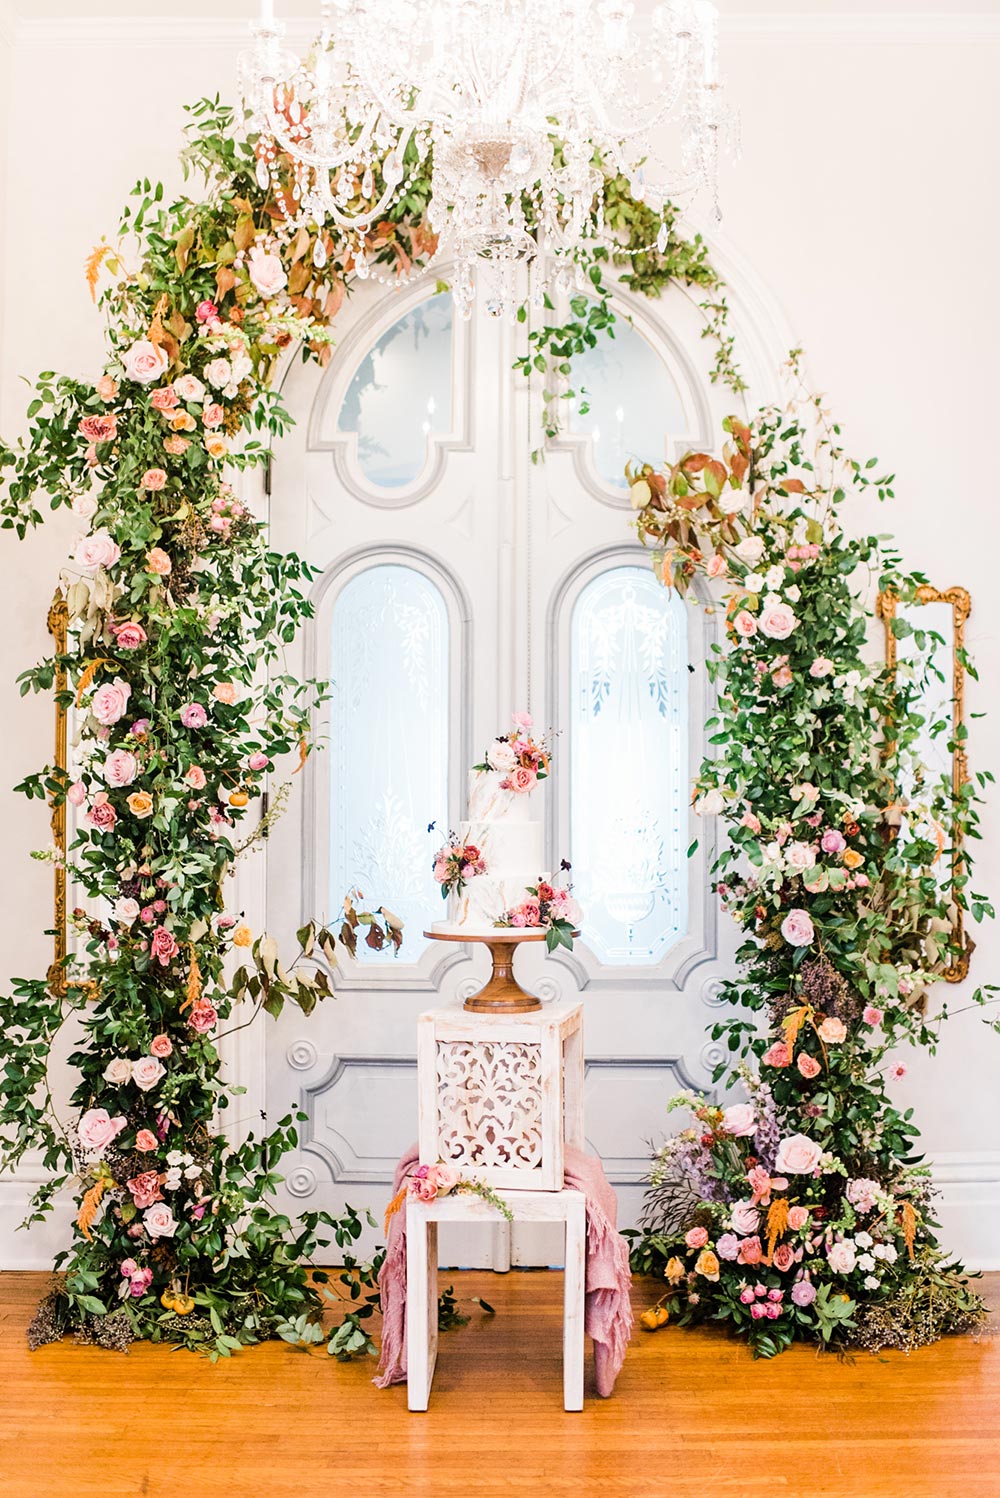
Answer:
top-left (407, 1164), bottom-right (459, 1203)
top-left (120, 1259), bottom-right (154, 1298)
top-left (739, 1284), bottom-right (785, 1319)
top-left (207, 486), bottom-right (245, 540)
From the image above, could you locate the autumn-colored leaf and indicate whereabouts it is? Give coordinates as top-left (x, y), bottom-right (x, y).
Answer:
top-left (75, 657), bottom-right (113, 707)
top-left (77, 1177), bottom-right (106, 1241)
top-left (292, 736), bottom-right (308, 774)
top-left (215, 265), bottom-right (238, 300)
top-left (680, 452), bottom-right (709, 475)
top-left (85, 244), bottom-right (110, 302)
top-left (782, 478), bottom-right (806, 494)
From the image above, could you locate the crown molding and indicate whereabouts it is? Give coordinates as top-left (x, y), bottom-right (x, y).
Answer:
top-left (10, 11), bottom-right (1000, 49)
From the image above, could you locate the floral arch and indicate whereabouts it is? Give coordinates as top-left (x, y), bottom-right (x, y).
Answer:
top-left (0, 97), bottom-right (992, 1358)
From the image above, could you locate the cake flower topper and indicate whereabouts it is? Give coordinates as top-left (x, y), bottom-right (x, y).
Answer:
top-left (496, 865), bottom-right (580, 952)
top-left (473, 711), bottom-right (551, 794)
top-left (432, 832), bottom-right (488, 899)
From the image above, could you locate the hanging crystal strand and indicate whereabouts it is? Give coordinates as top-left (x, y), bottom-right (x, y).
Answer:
top-left (312, 235), bottom-right (328, 269)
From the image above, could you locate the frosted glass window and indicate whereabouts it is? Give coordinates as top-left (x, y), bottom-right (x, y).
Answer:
top-left (570, 566), bottom-right (689, 965)
top-left (330, 565), bottom-right (449, 962)
top-left (337, 293), bottom-right (452, 487)
top-left (569, 311), bottom-right (685, 491)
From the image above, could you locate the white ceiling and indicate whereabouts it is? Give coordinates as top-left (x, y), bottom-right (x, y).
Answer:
top-left (5, 1), bottom-right (1000, 16)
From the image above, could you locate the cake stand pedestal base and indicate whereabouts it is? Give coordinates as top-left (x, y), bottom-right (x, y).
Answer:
top-left (423, 929), bottom-right (576, 1014)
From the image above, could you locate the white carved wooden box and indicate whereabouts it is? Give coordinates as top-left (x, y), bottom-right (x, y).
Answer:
top-left (416, 1002), bottom-right (584, 1191)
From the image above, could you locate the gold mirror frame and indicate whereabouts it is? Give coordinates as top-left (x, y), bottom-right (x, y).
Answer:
top-left (876, 585), bottom-right (972, 983)
top-left (47, 592), bottom-right (71, 996)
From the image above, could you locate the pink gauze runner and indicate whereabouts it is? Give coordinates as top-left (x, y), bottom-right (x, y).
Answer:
top-left (373, 1143), bottom-right (633, 1397)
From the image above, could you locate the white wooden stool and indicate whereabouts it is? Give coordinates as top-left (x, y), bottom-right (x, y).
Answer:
top-left (405, 1187), bottom-right (587, 1412)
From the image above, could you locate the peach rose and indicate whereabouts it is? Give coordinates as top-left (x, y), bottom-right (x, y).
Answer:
top-left (733, 609), bottom-right (757, 638)
top-left (818, 1016), bottom-right (847, 1044)
top-left (170, 410), bottom-right (197, 433)
top-left (772, 1243), bottom-right (796, 1273)
top-left (127, 790), bottom-right (154, 819)
top-left (146, 547), bottom-right (172, 576)
top-left (508, 766), bottom-right (537, 794)
top-left (79, 412), bottom-right (118, 444)
top-left (232, 924), bottom-right (252, 947)
top-left (706, 553), bottom-right (727, 578)
top-left (203, 402), bottom-right (225, 429)
top-left (787, 1205), bottom-right (810, 1231)
top-left (150, 386), bottom-right (179, 412)
top-left (185, 765), bottom-right (207, 789)
top-left (430, 1165), bottom-right (459, 1196)
top-left (149, 1034), bottom-right (172, 1058)
top-left (774, 1133), bottom-right (823, 1175)
top-left (164, 436), bottom-right (190, 456)
top-left (96, 375), bottom-right (118, 401)
top-left (213, 682), bottom-right (238, 705)
top-left (141, 468), bottom-right (167, 491)
top-left (694, 1248), bottom-right (720, 1281)
top-left (135, 1128), bottom-right (158, 1151)
top-left (797, 1052), bottom-right (821, 1079)
top-left (685, 1225), bottom-right (709, 1250)
top-left (762, 1040), bottom-right (791, 1068)
top-left (122, 339), bottom-right (169, 385)
top-left (205, 435), bottom-right (230, 459)
top-left (114, 621), bottom-right (147, 651)
top-left (842, 848), bottom-right (864, 870)
top-left (737, 1235), bottom-right (763, 1266)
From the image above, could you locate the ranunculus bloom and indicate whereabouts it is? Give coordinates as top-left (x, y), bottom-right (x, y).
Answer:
top-left (694, 1249), bottom-right (720, 1282)
top-left (103, 1056), bottom-right (131, 1085)
top-left (729, 1201), bottom-right (760, 1236)
top-left (135, 1129), bottom-right (158, 1151)
top-left (77, 1107), bottom-right (127, 1152)
top-left (74, 530), bottom-right (121, 572)
top-left (732, 609), bottom-right (757, 638)
top-left (185, 765), bottom-right (207, 789)
top-left (131, 1055), bottom-right (166, 1091)
top-left (772, 1243), bottom-right (796, 1272)
top-left (791, 1279), bottom-right (817, 1307)
top-left (247, 246), bottom-right (288, 299)
top-left (114, 621), bottom-right (147, 650)
top-left (103, 748), bottom-right (138, 787)
top-left (87, 792), bottom-right (117, 832)
top-left (716, 1232), bottom-right (740, 1261)
top-left (79, 412), bottom-right (118, 443)
top-left (149, 926), bottom-right (179, 967)
top-left (507, 766), bottom-right (537, 794)
top-left (787, 1206), bottom-right (810, 1231)
top-left (721, 1102), bottom-right (756, 1137)
top-left (213, 682), bottom-right (238, 705)
top-left (150, 386), bottom-right (179, 412)
top-left (863, 1006), bottom-right (883, 1027)
top-left (122, 339), bottom-right (169, 385)
top-left (188, 1001), bottom-right (219, 1033)
top-left (127, 1170), bottom-right (163, 1209)
top-left (149, 1034), bottom-right (173, 1058)
top-left (818, 1016), bottom-right (847, 1044)
top-left (821, 828), bottom-right (846, 854)
top-left (762, 1040), bottom-right (791, 1069)
top-left (780, 908), bottom-right (815, 947)
top-left (146, 547), bottom-right (172, 576)
top-left (127, 790), bottom-right (154, 820)
top-left (737, 1236), bottom-right (763, 1266)
top-left (91, 677), bottom-right (131, 725)
top-left (143, 1202), bottom-right (178, 1239)
top-left (775, 1133), bottom-right (823, 1175)
top-left (827, 1240), bottom-right (857, 1274)
top-left (180, 702), bottom-right (208, 728)
top-left (141, 467), bottom-right (167, 491)
top-left (248, 751), bottom-right (269, 771)
top-left (174, 373), bottom-right (206, 403)
top-left (685, 1225), bottom-right (709, 1250)
top-left (797, 1052), bottom-right (821, 1079)
top-left (758, 602), bottom-right (797, 640)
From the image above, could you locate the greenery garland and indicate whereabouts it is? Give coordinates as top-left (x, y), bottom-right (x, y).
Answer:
top-left (627, 361), bottom-right (995, 1356)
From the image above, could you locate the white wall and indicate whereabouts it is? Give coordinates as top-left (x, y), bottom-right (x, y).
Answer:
top-left (1, 9), bottom-right (999, 1267)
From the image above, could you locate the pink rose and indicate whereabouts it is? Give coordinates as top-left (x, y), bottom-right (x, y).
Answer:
top-left (716, 1233), bottom-right (740, 1261)
top-left (128, 1170), bottom-right (163, 1208)
top-left (854, 872), bottom-right (870, 888)
top-left (772, 1243), bottom-right (796, 1272)
top-left (818, 1016), bottom-right (847, 1044)
top-left (827, 1240), bottom-right (857, 1274)
top-left (409, 1174), bottom-right (439, 1203)
top-left (67, 781), bottom-right (87, 807)
top-left (120, 1258), bottom-right (138, 1277)
top-left (96, 375), bottom-right (118, 401)
top-left (79, 412), bottom-right (118, 443)
top-left (684, 1226), bottom-right (709, 1250)
top-left (103, 749), bottom-right (138, 787)
top-left (740, 811), bottom-right (761, 834)
top-left (762, 1040), bottom-right (791, 1069)
top-left (114, 621), bottom-right (147, 650)
top-left (429, 1165), bottom-right (459, 1196)
top-left (203, 403), bottom-right (225, 429)
top-left (87, 792), bottom-right (118, 832)
top-left (737, 1235), bottom-right (763, 1266)
top-left (706, 553), bottom-right (727, 577)
top-left (248, 752), bottom-right (269, 771)
top-left (149, 1034), bottom-right (172, 1058)
top-left (721, 1102), bottom-right (756, 1138)
top-left (150, 927), bottom-right (179, 967)
top-left (143, 1203), bottom-right (178, 1239)
top-left (772, 664), bottom-right (793, 688)
top-left (785, 840), bottom-right (817, 871)
top-left (91, 677), bottom-right (131, 726)
top-left (247, 247), bottom-right (288, 299)
top-left (129, 1266), bottom-right (154, 1297)
top-left (809, 657), bottom-right (834, 678)
top-left (188, 1002), bottom-right (219, 1034)
top-left (122, 339), bottom-right (169, 385)
top-left (131, 719), bottom-right (150, 738)
top-left (750, 1302), bottom-right (766, 1319)
top-left (821, 828), bottom-right (846, 854)
top-left (508, 766), bottom-right (537, 794)
top-left (780, 908), bottom-right (814, 947)
top-left (758, 602), bottom-right (797, 640)
top-left (787, 1206), bottom-right (809, 1230)
top-left (863, 1006), bottom-right (883, 1027)
top-left (797, 1053), bottom-right (821, 1079)
top-left (195, 300), bottom-right (218, 324)
top-left (77, 1107), bottom-right (127, 1152)
top-left (135, 1129), bottom-right (158, 1151)
top-left (174, 373), bottom-right (206, 403)
top-left (748, 1165), bottom-right (774, 1205)
top-left (180, 702), bottom-right (208, 729)
top-left (131, 1055), bottom-right (166, 1091)
top-left (146, 547), bottom-right (172, 576)
top-left (74, 530), bottom-right (121, 572)
top-left (150, 386), bottom-right (179, 412)
top-left (775, 1133), bottom-right (823, 1175)
top-left (733, 609), bottom-right (757, 638)
top-left (141, 468), bottom-right (167, 491)
top-left (511, 711), bottom-right (534, 730)
top-left (72, 492), bottom-right (98, 520)
top-left (185, 765), bottom-right (207, 789)
top-left (729, 1201), bottom-right (760, 1236)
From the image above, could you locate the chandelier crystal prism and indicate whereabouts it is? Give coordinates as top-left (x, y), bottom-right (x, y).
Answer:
top-left (238, 0), bottom-right (735, 314)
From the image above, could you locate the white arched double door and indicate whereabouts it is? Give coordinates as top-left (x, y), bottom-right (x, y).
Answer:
top-left (260, 266), bottom-right (743, 1261)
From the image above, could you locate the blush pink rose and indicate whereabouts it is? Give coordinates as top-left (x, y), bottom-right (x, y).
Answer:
top-left (146, 547), bottom-right (172, 576)
top-left (809, 657), bottom-right (834, 678)
top-left (91, 677), bottom-right (131, 725)
top-left (74, 530), bottom-right (121, 572)
top-left (706, 553), bottom-right (727, 577)
top-left (188, 1002), bottom-right (218, 1034)
top-left (114, 621), bottom-right (147, 650)
top-left (511, 711), bottom-right (533, 730)
top-left (67, 781), bottom-right (87, 807)
top-left (127, 1170), bottom-right (163, 1208)
top-left (780, 908), bottom-right (815, 947)
top-left (150, 386), bottom-right (179, 412)
top-left (195, 300), bottom-right (218, 324)
top-left (141, 468), bottom-right (167, 491)
top-left (79, 412), bottom-right (118, 443)
top-left (248, 752), bottom-right (269, 771)
top-left (721, 1102), bottom-right (756, 1137)
top-left (103, 749), bottom-right (138, 787)
top-left (143, 1202), bottom-right (178, 1239)
top-left (408, 1173), bottom-right (439, 1203)
top-left (180, 702), bottom-right (208, 729)
top-left (149, 1034), bottom-right (173, 1058)
top-left (508, 766), bottom-right (537, 794)
top-left (122, 339), bottom-right (169, 385)
top-left (772, 1243), bottom-right (796, 1272)
top-left (185, 765), bottom-right (207, 789)
top-left (149, 927), bottom-right (179, 967)
top-left (758, 602), bottom-right (797, 640)
top-left (247, 247), bottom-right (288, 299)
top-left (818, 1016), bottom-right (847, 1044)
top-left (737, 1236), bottom-right (763, 1266)
top-left (203, 403), bottom-right (225, 429)
top-left (821, 828), bottom-right (846, 854)
top-left (684, 1225), bottom-right (709, 1250)
top-left (87, 792), bottom-right (118, 832)
top-left (775, 1133), bottom-right (823, 1175)
top-left (96, 375), bottom-right (118, 401)
top-left (827, 1240), bottom-right (857, 1274)
top-left (733, 609), bottom-right (757, 638)
top-left (762, 1040), bottom-right (791, 1069)
top-left (797, 1052), bottom-right (821, 1079)
top-left (77, 1107), bottom-right (127, 1151)
top-left (131, 1055), bottom-right (166, 1092)
top-left (787, 1206), bottom-right (809, 1230)
top-left (729, 1201), bottom-right (760, 1236)
top-left (430, 1165), bottom-right (459, 1196)
top-left (135, 1129), bottom-right (158, 1151)
top-left (174, 373), bottom-right (206, 403)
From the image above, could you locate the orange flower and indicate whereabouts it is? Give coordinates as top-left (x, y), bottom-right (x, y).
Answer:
top-left (842, 848), bottom-right (864, 869)
top-left (232, 924), bottom-right (252, 948)
top-left (212, 682), bottom-right (238, 705)
top-left (126, 790), bottom-right (154, 819)
top-left (170, 410), bottom-right (197, 433)
top-left (205, 435), bottom-right (230, 459)
top-left (694, 1249), bottom-right (720, 1282)
top-left (146, 547), bottom-right (172, 576)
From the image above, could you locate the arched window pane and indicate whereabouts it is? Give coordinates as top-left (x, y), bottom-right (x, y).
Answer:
top-left (570, 566), bottom-right (689, 965)
top-left (330, 565), bottom-right (449, 962)
top-left (569, 313), bottom-right (685, 490)
top-left (337, 293), bottom-right (452, 487)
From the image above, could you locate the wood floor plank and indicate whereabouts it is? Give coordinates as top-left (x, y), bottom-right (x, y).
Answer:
top-left (1, 1270), bottom-right (998, 1498)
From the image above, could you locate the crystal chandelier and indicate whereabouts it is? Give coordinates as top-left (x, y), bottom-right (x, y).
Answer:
top-left (239, 0), bottom-right (735, 315)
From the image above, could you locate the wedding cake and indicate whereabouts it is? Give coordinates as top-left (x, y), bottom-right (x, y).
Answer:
top-left (431, 714), bottom-right (578, 939)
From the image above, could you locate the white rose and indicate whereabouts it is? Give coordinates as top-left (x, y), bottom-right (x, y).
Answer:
top-left (486, 740), bottom-right (518, 772)
top-left (863, 1275), bottom-right (880, 1290)
top-left (717, 490), bottom-right (745, 516)
top-left (143, 1203), bottom-right (178, 1239)
top-left (166, 1149), bottom-right (185, 1167)
top-left (74, 529), bottom-right (121, 572)
top-left (131, 1055), bottom-right (166, 1092)
top-left (785, 584), bottom-right (801, 602)
top-left (785, 840), bottom-right (816, 871)
top-left (102, 1056), bottom-right (132, 1085)
top-left (856, 1252), bottom-right (876, 1272)
top-left (734, 536), bottom-right (764, 565)
top-left (113, 897), bottom-right (140, 926)
top-left (247, 247), bottom-right (288, 300)
top-left (174, 373), bottom-right (206, 403)
top-left (122, 339), bottom-right (169, 385)
top-left (183, 1163), bottom-right (202, 1180)
top-left (163, 1167), bottom-right (182, 1191)
top-left (694, 787), bottom-right (726, 817)
top-left (229, 348), bottom-right (253, 384)
top-left (71, 492), bottom-right (98, 520)
top-left (854, 1230), bottom-right (874, 1249)
top-left (764, 565), bottom-right (785, 590)
top-left (204, 358), bottom-right (232, 390)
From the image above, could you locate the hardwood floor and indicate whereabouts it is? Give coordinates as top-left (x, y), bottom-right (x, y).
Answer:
top-left (2, 1269), bottom-right (998, 1498)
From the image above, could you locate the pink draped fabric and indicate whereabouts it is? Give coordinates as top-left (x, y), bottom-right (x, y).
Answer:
top-left (373, 1144), bottom-right (632, 1397)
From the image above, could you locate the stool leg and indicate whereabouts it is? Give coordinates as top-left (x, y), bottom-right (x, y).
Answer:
top-left (562, 1198), bottom-right (586, 1411)
top-left (407, 1208), bottom-right (438, 1411)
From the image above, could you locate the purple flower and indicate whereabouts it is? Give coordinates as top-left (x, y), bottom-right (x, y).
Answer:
top-left (180, 702), bottom-right (208, 728)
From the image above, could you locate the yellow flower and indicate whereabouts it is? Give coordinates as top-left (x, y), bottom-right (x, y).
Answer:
top-left (664, 1256), bottom-right (686, 1284)
top-left (694, 1248), bottom-right (720, 1282)
top-left (232, 924), bottom-right (252, 948)
top-left (126, 790), bottom-right (154, 819)
top-left (842, 848), bottom-right (864, 870)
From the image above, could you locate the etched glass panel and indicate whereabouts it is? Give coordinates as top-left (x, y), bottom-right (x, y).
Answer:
top-left (569, 311), bottom-right (686, 491)
top-left (330, 564), bottom-right (449, 962)
top-left (570, 565), bottom-right (689, 965)
top-left (337, 293), bottom-right (453, 487)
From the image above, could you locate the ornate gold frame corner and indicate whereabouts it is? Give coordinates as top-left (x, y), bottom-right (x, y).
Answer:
top-left (877, 584), bottom-right (972, 983)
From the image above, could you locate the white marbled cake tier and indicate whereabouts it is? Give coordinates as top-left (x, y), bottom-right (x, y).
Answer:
top-left (432, 770), bottom-right (545, 933)
top-left (466, 768), bottom-right (535, 822)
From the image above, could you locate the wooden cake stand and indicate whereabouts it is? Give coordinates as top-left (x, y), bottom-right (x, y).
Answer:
top-left (422, 928), bottom-right (576, 1014)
